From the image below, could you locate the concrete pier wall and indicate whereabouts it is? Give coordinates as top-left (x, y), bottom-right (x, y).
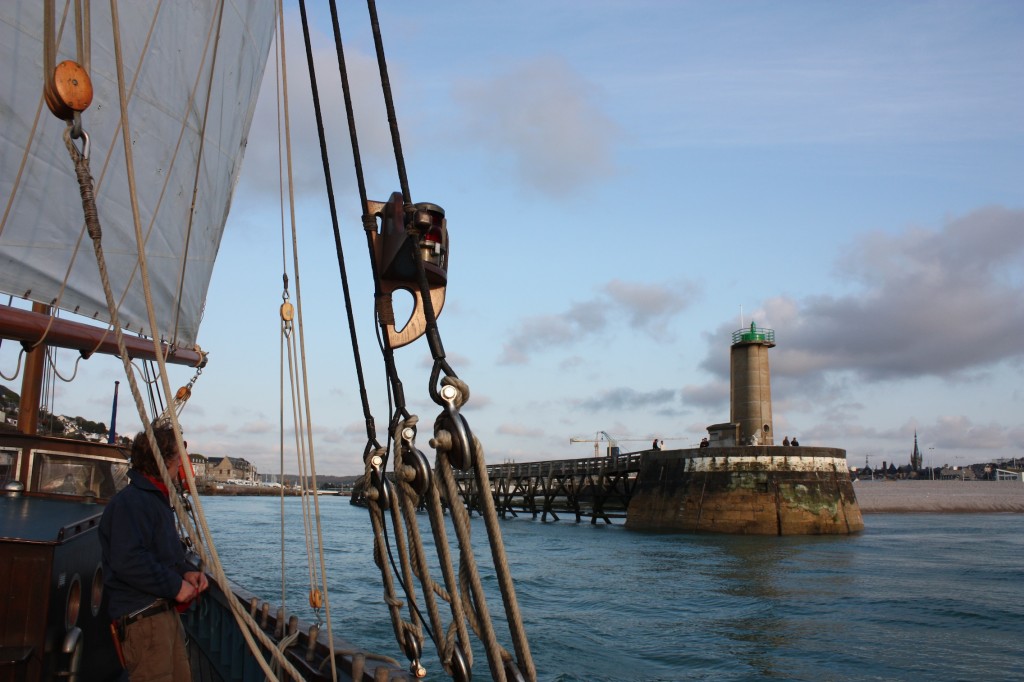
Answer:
top-left (626, 446), bottom-right (864, 535)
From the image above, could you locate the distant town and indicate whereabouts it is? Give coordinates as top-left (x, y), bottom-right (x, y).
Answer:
top-left (2, 385), bottom-right (1020, 488)
top-left (0, 385), bottom-right (359, 493)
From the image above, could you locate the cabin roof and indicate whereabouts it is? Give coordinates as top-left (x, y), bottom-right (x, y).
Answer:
top-left (0, 495), bottom-right (103, 544)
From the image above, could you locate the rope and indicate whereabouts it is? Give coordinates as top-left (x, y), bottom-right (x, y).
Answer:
top-left (0, 349), bottom-right (25, 382)
top-left (273, 1), bottom-right (339, 675)
top-left (43, 347), bottom-right (83, 382)
top-left (292, 0), bottom-right (537, 677)
top-left (296, 0), bottom-right (381, 449)
top-left (98, 2), bottom-right (306, 678)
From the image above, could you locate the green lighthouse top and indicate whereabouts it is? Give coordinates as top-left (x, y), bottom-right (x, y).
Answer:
top-left (732, 321), bottom-right (775, 345)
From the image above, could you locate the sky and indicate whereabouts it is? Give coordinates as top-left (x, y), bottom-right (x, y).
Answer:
top-left (4, 1), bottom-right (1023, 475)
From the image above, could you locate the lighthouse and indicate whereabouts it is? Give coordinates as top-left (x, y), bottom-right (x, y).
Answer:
top-left (627, 323), bottom-right (864, 535)
top-left (730, 322), bottom-right (775, 446)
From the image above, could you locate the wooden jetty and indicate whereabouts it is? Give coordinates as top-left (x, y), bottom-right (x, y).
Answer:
top-left (450, 453), bottom-right (643, 524)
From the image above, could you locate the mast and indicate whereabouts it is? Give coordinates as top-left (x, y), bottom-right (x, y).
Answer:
top-left (16, 302), bottom-right (49, 435)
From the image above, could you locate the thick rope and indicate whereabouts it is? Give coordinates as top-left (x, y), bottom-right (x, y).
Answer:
top-left (295, 0), bottom-right (537, 677)
top-left (102, 2), bottom-right (305, 677)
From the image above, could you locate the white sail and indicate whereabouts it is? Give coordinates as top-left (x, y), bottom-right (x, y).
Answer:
top-left (0, 1), bottom-right (276, 348)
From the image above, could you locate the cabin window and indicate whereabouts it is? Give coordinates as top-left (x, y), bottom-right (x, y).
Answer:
top-left (31, 452), bottom-right (129, 498)
top-left (0, 448), bottom-right (17, 484)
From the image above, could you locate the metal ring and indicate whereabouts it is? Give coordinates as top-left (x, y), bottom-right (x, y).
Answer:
top-left (401, 445), bottom-right (432, 496)
top-left (504, 660), bottom-right (526, 682)
top-left (402, 629), bottom-right (422, 662)
top-left (449, 645), bottom-right (471, 682)
top-left (371, 469), bottom-right (391, 510)
top-left (440, 387), bottom-right (474, 470)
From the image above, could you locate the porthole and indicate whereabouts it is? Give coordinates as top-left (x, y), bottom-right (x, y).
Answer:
top-left (91, 564), bottom-right (104, 617)
top-left (65, 574), bottom-right (82, 630)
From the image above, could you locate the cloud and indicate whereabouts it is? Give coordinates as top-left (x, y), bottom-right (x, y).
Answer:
top-left (680, 381), bottom-right (728, 410)
top-left (578, 387), bottom-right (678, 413)
top-left (926, 415), bottom-right (1024, 452)
top-left (497, 423), bottom-right (545, 438)
top-left (499, 278), bottom-right (698, 364)
top-left (786, 206), bottom-right (1024, 380)
top-left (695, 207), bottom-right (1024, 386)
top-left (450, 57), bottom-right (619, 195)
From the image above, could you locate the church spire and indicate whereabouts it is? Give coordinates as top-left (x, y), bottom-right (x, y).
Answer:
top-left (911, 430), bottom-right (923, 470)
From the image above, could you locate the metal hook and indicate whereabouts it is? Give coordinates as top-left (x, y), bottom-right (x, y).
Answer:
top-left (67, 127), bottom-right (90, 160)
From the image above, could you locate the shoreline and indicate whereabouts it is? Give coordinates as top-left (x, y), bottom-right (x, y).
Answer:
top-left (852, 480), bottom-right (1024, 513)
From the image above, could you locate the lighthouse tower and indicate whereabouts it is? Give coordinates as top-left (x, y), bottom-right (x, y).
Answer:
top-left (729, 322), bottom-right (775, 446)
top-left (628, 321), bottom-right (863, 535)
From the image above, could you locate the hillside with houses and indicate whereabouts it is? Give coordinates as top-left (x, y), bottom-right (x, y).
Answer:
top-left (2, 385), bottom-right (358, 492)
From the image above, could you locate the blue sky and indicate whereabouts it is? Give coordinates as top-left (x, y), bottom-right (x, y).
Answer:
top-left (5, 1), bottom-right (1023, 474)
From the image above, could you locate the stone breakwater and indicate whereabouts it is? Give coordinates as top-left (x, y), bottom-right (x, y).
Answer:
top-left (628, 447), bottom-right (863, 534)
top-left (853, 480), bottom-right (1024, 513)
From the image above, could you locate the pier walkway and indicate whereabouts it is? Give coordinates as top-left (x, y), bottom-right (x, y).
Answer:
top-left (450, 453), bottom-right (644, 524)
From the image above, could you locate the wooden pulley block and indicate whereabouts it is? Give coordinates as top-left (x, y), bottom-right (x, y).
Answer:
top-left (45, 60), bottom-right (93, 120)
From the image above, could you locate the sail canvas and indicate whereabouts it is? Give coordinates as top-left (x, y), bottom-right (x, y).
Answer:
top-left (0, 1), bottom-right (276, 348)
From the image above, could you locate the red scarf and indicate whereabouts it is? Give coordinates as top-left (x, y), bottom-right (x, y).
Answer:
top-left (142, 472), bottom-right (171, 499)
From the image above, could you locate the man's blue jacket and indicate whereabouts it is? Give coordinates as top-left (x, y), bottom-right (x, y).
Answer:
top-left (99, 469), bottom-right (189, 620)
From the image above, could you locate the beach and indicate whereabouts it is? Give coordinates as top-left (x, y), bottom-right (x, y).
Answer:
top-left (852, 479), bottom-right (1024, 513)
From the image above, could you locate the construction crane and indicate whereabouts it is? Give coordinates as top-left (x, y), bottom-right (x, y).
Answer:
top-left (569, 431), bottom-right (621, 457)
top-left (569, 432), bottom-right (689, 457)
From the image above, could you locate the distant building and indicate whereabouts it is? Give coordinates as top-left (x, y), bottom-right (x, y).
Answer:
top-left (206, 456), bottom-right (257, 483)
top-left (910, 431), bottom-right (923, 470)
top-left (188, 453), bottom-right (208, 480)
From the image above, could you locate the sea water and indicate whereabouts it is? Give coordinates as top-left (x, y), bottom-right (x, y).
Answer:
top-left (196, 496), bottom-right (1024, 681)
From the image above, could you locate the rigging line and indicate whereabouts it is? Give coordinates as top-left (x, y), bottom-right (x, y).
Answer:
top-left (278, 304), bottom-right (288, 616)
top-left (323, 0), bottom-right (412, 443)
top-left (384, 459), bottom-right (430, 665)
top-left (296, 0), bottom-right (380, 447)
top-left (43, 347), bottom-right (82, 383)
top-left (0, 349), bottom-right (24, 382)
top-left (72, 0), bottom-right (85, 72)
top-left (423, 469), bottom-right (474, 668)
top-left (104, 4), bottom-right (302, 678)
top-left (283, 324), bottom-right (322, 618)
top-left (275, 4), bottom-right (339, 674)
top-left (273, 1), bottom-right (290, 619)
top-left (102, 0), bottom-right (196, 344)
top-left (1, 1), bottom-right (69, 239)
top-left (5, 4), bottom-right (79, 352)
top-left (365, 0), bottom-right (410, 203)
top-left (435, 456), bottom-right (508, 682)
top-left (305, 0), bottom-right (410, 454)
top-left (467, 437), bottom-right (536, 681)
top-left (171, 0), bottom-right (228, 346)
top-left (396, 472), bottom-right (454, 669)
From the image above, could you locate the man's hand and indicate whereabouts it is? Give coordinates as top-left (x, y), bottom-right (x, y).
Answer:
top-left (184, 570), bottom-right (209, 593)
top-left (175, 578), bottom-right (198, 604)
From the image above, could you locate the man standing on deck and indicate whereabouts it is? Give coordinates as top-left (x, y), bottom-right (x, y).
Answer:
top-left (100, 423), bottom-right (208, 681)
